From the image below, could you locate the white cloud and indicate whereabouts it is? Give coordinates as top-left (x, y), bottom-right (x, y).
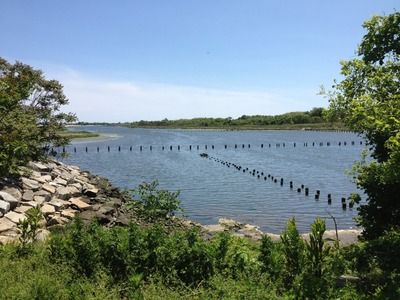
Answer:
top-left (46, 67), bottom-right (325, 122)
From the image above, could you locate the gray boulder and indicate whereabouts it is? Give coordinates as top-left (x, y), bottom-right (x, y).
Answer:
top-left (0, 191), bottom-right (20, 209)
top-left (0, 200), bottom-right (11, 214)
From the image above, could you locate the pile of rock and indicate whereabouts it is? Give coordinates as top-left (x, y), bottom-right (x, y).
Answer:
top-left (202, 218), bottom-right (269, 240)
top-left (0, 160), bottom-right (131, 245)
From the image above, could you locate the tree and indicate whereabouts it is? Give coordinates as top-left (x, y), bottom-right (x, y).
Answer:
top-left (0, 58), bottom-right (76, 176)
top-left (326, 12), bottom-right (400, 240)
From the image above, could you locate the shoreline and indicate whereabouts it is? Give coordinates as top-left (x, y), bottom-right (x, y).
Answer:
top-left (0, 160), bottom-right (361, 246)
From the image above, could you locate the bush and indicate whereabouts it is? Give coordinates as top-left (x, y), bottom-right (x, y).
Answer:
top-left (130, 180), bottom-right (182, 220)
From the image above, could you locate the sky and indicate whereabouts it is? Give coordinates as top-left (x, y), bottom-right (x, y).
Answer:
top-left (0, 1), bottom-right (398, 122)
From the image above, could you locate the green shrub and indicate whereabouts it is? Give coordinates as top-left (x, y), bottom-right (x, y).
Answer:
top-left (280, 218), bottom-right (304, 287)
top-left (130, 180), bottom-right (182, 220)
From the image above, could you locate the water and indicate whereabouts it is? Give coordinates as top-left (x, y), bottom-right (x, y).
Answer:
top-left (62, 126), bottom-right (365, 233)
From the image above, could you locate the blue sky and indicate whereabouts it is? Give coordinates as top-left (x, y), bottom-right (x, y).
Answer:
top-left (1, 1), bottom-right (398, 122)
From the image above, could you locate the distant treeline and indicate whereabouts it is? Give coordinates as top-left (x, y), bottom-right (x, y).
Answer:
top-left (125, 108), bottom-right (342, 129)
top-left (74, 108), bottom-right (345, 129)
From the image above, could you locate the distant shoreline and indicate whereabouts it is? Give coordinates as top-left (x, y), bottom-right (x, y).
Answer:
top-left (71, 122), bottom-right (349, 132)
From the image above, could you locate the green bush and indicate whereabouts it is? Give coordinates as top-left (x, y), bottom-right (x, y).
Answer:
top-left (130, 180), bottom-right (182, 220)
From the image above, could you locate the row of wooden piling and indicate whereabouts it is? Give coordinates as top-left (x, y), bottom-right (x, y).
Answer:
top-left (57, 140), bottom-right (364, 153)
top-left (201, 153), bottom-right (354, 210)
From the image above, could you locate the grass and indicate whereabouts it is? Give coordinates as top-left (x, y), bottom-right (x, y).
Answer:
top-left (58, 130), bottom-right (100, 139)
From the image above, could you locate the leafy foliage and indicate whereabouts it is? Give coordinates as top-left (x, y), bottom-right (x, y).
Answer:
top-left (0, 58), bottom-right (76, 176)
top-left (130, 180), bottom-right (182, 220)
top-left (17, 206), bottom-right (43, 255)
top-left (326, 12), bottom-right (400, 240)
top-left (127, 108), bottom-right (333, 129)
top-left (280, 218), bottom-right (304, 287)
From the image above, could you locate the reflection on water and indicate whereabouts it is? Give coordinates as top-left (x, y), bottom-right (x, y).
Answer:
top-left (62, 126), bottom-right (365, 233)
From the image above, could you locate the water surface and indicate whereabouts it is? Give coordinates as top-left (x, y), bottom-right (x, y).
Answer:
top-left (62, 126), bottom-right (365, 233)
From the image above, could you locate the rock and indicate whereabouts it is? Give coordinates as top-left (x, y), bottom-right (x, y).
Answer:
top-left (54, 177), bottom-right (68, 186)
top-left (42, 183), bottom-right (56, 194)
top-left (22, 190), bottom-right (34, 202)
top-left (28, 161), bottom-right (50, 172)
top-left (115, 214), bottom-right (130, 226)
top-left (1, 187), bottom-right (22, 201)
top-left (36, 229), bottom-right (51, 241)
top-left (5, 211), bottom-right (27, 224)
top-left (0, 191), bottom-right (19, 209)
top-left (61, 208), bottom-right (78, 219)
top-left (60, 172), bottom-right (74, 183)
top-left (34, 175), bottom-right (52, 184)
top-left (33, 195), bottom-right (46, 205)
top-left (41, 204), bottom-right (56, 216)
top-left (0, 217), bottom-right (15, 232)
top-left (79, 210), bottom-right (112, 225)
top-left (47, 215), bottom-right (69, 226)
top-left (83, 187), bottom-right (99, 197)
top-left (218, 218), bottom-right (243, 230)
top-left (203, 224), bottom-right (226, 233)
top-left (76, 175), bottom-right (89, 183)
top-left (70, 169), bottom-right (81, 176)
top-left (0, 200), bottom-right (11, 214)
top-left (108, 197), bottom-right (122, 207)
top-left (70, 183), bottom-right (82, 190)
top-left (98, 205), bottom-right (115, 215)
top-left (15, 205), bottom-right (34, 214)
top-left (24, 201), bottom-right (41, 208)
top-left (70, 197), bottom-right (92, 211)
top-left (0, 235), bottom-right (15, 245)
top-left (48, 198), bottom-right (69, 211)
top-left (21, 177), bottom-right (40, 191)
top-left (34, 190), bottom-right (51, 200)
top-left (56, 186), bottom-right (79, 200)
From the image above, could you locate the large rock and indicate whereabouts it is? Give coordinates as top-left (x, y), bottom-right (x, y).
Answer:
top-left (0, 217), bottom-right (16, 233)
top-left (15, 205), bottom-right (34, 214)
top-left (22, 190), bottom-right (34, 202)
top-left (0, 191), bottom-right (20, 209)
top-left (1, 187), bottom-right (22, 201)
top-left (5, 211), bottom-right (27, 224)
top-left (83, 187), bottom-right (99, 197)
top-left (47, 215), bottom-right (69, 226)
top-left (42, 183), bottom-right (56, 194)
top-left (33, 195), bottom-right (46, 205)
top-left (54, 177), bottom-right (68, 186)
top-left (21, 177), bottom-right (40, 191)
top-left (48, 198), bottom-right (69, 211)
top-left (56, 186), bottom-right (79, 200)
top-left (34, 175), bottom-right (52, 184)
top-left (28, 161), bottom-right (50, 172)
top-left (0, 200), bottom-right (11, 214)
top-left (61, 208), bottom-right (78, 219)
top-left (60, 172), bottom-right (74, 183)
top-left (41, 204), bottom-right (56, 216)
top-left (79, 210), bottom-right (111, 225)
top-left (70, 197), bottom-right (92, 211)
top-left (218, 218), bottom-right (243, 230)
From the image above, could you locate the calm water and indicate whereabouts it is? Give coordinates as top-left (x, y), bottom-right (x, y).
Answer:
top-left (62, 126), bottom-right (365, 233)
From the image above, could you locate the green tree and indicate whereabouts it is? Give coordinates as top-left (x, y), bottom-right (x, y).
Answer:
top-left (326, 12), bottom-right (400, 239)
top-left (0, 58), bottom-right (76, 176)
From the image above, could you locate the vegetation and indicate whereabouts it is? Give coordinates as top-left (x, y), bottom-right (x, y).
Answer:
top-left (58, 130), bottom-right (100, 139)
top-left (326, 12), bottom-right (400, 240)
top-left (1, 12), bottom-right (400, 299)
top-left (0, 213), bottom-right (370, 299)
top-left (0, 58), bottom-right (75, 176)
top-left (125, 108), bottom-right (345, 130)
